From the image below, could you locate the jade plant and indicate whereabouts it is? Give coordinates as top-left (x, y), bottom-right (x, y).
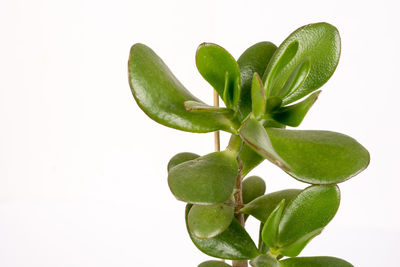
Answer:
top-left (128, 22), bottom-right (369, 267)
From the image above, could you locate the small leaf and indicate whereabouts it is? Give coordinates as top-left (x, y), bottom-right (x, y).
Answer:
top-left (198, 260), bottom-right (232, 267)
top-left (128, 44), bottom-right (236, 133)
top-left (250, 254), bottom-right (279, 267)
top-left (271, 91), bottom-right (320, 127)
top-left (242, 176), bottom-right (266, 204)
top-left (188, 201), bottom-right (235, 239)
top-left (277, 185), bottom-right (340, 256)
top-left (239, 118), bottom-right (289, 171)
top-left (184, 100), bottom-right (232, 113)
top-left (237, 42), bottom-right (277, 121)
top-left (196, 43), bottom-right (241, 109)
top-left (279, 256), bottom-right (353, 267)
top-left (258, 223), bottom-right (268, 254)
top-left (251, 73), bottom-right (266, 120)
top-left (240, 189), bottom-right (301, 222)
top-left (266, 128), bottom-right (370, 184)
top-left (186, 205), bottom-right (260, 260)
top-left (167, 152), bottom-right (200, 172)
top-left (168, 150), bottom-right (238, 204)
top-left (263, 23), bottom-right (341, 105)
top-left (277, 58), bottom-right (311, 99)
top-left (261, 200), bottom-right (285, 248)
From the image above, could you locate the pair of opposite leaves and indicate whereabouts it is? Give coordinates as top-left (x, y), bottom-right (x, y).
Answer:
top-left (128, 22), bottom-right (370, 188)
top-left (186, 185), bottom-right (347, 265)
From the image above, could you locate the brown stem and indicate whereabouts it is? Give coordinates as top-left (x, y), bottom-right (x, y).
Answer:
top-left (232, 156), bottom-right (247, 267)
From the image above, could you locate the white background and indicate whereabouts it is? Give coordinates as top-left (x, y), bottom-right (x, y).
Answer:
top-left (1, 0), bottom-right (399, 266)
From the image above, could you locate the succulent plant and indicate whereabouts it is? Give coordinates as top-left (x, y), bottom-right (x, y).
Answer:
top-left (128, 22), bottom-right (369, 267)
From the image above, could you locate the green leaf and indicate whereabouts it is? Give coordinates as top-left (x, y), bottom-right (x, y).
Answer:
top-left (167, 152), bottom-right (200, 172)
top-left (186, 205), bottom-right (260, 260)
top-left (237, 42), bottom-right (277, 121)
top-left (251, 73), bottom-right (266, 120)
top-left (240, 189), bottom-right (301, 222)
top-left (196, 43), bottom-right (241, 109)
top-left (239, 118), bottom-right (289, 171)
top-left (168, 151), bottom-right (238, 204)
top-left (266, 128), bottom-right (370, 184)
top-left (266, 96), bottom-right (282, 114)
top-left (258, 223), bottom-right (268, 254)
top-left (240, 143), bottom-right (265, 177)
top-left (184, 101), bottom-right (232, 113)
top-left (198, 260), bottom-right (232, 267)
top-left (250, 254), bottom-right (279, 267)
top-left (262, 200), bottom-right (285, 248)
top-left (271, 91), bottom-right (320, 127)
top-left (263, 23), bottom-right (341, 105)
top-left (279, 256), bottom-right (353, 267)
top-left (128, 44), bottom-right (236, 133)
top-left (188, 201), bottom-right (235, 239)
top-left (277, 185), bottom-right (340, 256)
top-left (242, 176), bottom-right (266, 204)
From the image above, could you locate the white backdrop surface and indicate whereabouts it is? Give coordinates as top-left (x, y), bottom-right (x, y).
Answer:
top-left (0, 0), bottom-right (399, 266)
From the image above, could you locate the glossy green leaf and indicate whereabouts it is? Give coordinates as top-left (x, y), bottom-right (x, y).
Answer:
top-left (198, 260), bottom-right (232, 267)
top-left (271, 91), bottom-right (320, 127)
top-left (251, 73), bottom-right (266, 120)
top-left (167, 152), bottom-right (200, 172)
top-left (250, 254), bottom-right (279, 267)
top-left (240, 189), bottom-right (301, 222)
top-left (262, 200), bottom-right (285, 248)
top-left (196, 43), bottom-right (241, 109)
top-left (263, 23), bottom-right (341, 105)
top-left (186, 205), bottom-right (260, 260)
top-left (239, 118), bottom-right (289, 172)
top-left (242, 176), bottom-right (266, 204)
top-left (168, 151), bottom-right (238, 204)
top-left (128, 44), bottom-right (236, 133)
top-left (266, 128), bottom-right (370, 184)
top-left (188, 201), bottom-right (235, 239)
top-left (237, 42), bottom-right (277, 121)
top-left (279, 256), bottom-right (353, 267)
top-left (184, 101), bottom-right (232, 113)
top-left (277, 185), bottom-right (340, 256)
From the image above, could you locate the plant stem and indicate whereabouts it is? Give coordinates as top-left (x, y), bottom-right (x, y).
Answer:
top-left (232, 146), bottom-right (247, 267)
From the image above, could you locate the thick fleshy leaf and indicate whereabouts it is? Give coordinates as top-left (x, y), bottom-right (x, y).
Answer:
top-left (242, 176), bottom-right (266, 204)
top-left (188, 201), bottom-right (235, 239)
top-left (263, 23), bottom-right (340, 105)
top-left (251, 73), bottom-right (266, 120)
top-left (196, 43), bottom-right (241, 109)
top-left (250, 254), bottom-right (279, 267)
top-left (184, 100), bottom-right (231, 113)
top-left (168, 150), bottom-right (238, 204)
top-left (240, 189), bottom-right (301, 222)
top-left (239, 118), bottom-right (289, 171)
top-left (237, 42), bottom-right (277, 121)
top-left (279, 256), bottom-right (353, 267)
top-left (271, 91), bottom-right (320, 127)
top-left (167, 152), bottom-right (200, 172)
top-left (262, 200), bottom-right (285, 248)
top-left (266, 128), bottom-right (370, 184)
top-left (198, 260), bottom-right (232, 267)
top-left (128, 44), bottom-right (236, 133)
top-left (240, 143), bottom-right (265, 177)
top-left (186, 205), bottom-right (260, 260)
top-left (277, 185), bottom-right (340, 256)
